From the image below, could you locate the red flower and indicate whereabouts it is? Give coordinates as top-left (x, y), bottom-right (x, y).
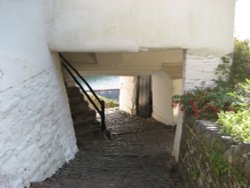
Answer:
top-left (191, 101), bottom-right (200, 119)
top-left (193, 113), bottom-right (200, 119)
top-left (191, 102), bottom-right (198, 114)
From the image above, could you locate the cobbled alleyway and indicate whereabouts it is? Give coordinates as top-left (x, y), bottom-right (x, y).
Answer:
top-left (31, 108), bottom-right (181, 188)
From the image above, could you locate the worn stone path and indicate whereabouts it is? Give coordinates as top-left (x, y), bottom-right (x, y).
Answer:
top-left (31, 109), bottom-right (181, 188)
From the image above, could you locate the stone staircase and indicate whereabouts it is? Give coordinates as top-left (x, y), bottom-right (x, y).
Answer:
top-left (66, 86), bottom-right (104, 146)
top-left (67, 87), bottom-right (96, 125)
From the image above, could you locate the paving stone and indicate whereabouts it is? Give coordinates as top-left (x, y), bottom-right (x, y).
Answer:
top-left (31, 108), bottom-right (182, 188)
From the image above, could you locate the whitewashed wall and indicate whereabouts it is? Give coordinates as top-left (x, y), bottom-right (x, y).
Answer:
top-left (119, 72), bottom-right (176, 125)
top-left (49, 0), bottom-right (235, 55)
top-left (0, 1), bottom-right (78, 187)
top-left (152, 71), bottom-right (174, 125)
top-left (119, 76), bottom-right (137, 115)
top-left (183, 53), bottom-right (223, 90)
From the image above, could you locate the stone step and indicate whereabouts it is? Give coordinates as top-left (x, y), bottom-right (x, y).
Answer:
top-left (66, 87), bottom-right (81, 97)
top-left (68, 92), bottom-right (84, 100)
top-left (70, 102), bottom-right (90, 114)
top-left (73, 115), bottom-right (98, 128)
top-left (74, 123), bottom-right (95, 135)
top-left (72, 107), bottom-right (96, 120)
top-left (68, 96), bottom-right (86, 106)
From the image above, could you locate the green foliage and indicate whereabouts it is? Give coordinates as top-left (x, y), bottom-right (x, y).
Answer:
top-left (99, 95), bottom-right (119, 109)
top-left (207, 150), bottom-right (243, 181)
top-left (217, 79), bottom-right (250, 143)
top-left (207, 150), bottom-right (231, 176)
top-left (172, 82), bottom-right (234, 121)
top-left (214, 41), bottom-right (250, 143)
top-left (229, 39), bottom-right (250, 86)
top-left (86, 94), bottom-right (119, 109)
top-left (216, 55), bottom-right (232, 80)
top-left (217, 110), bottom-right (250, 143)
top-left (228, 79), bottom-right (250, 110)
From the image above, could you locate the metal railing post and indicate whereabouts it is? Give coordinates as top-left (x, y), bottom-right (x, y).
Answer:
top-left (60, 53), bottom-right (106, 132)
top-left (100, 100), bottom-right (106, 131)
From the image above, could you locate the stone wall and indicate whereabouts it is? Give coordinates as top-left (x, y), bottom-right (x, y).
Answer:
top-left (179, 118), bottom-right (250, 188)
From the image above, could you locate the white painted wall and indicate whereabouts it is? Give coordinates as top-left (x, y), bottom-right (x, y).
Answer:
top-left (119, 76), bottom-right (137, 115)
top-left (120, 72), bottom-right (176, 126)
top-left (49, 0), bottom-right (235, 56)
top-left (152, 71), bottom-right (174, 125)
top-left (0, 1), bottom-right (78, 187)
top-left (183, 53), bottom-right (223, 90)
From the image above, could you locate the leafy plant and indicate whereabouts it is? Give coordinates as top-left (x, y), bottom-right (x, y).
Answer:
top-left (172, 82), bottom-right (234, 121)
top-left (228, 79), bottom-right (250, 110)
top-left (217, 110), bottom-right (250, 143)
top-left (217, 79), bottom-right (250, 143)
top-left (172, 39), bottom-right (250, 123)
top-left (229, 39), bottom-right (250, 86)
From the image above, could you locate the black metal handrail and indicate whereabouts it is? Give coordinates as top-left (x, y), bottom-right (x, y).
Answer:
top-left (59, 53), bottom-right (106, 131)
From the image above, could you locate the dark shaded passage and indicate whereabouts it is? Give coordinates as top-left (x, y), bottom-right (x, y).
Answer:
top-left (31, 109), bottom-right (181, 188)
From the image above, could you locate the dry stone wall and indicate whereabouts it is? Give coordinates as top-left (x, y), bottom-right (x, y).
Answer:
top-left (179, 118), bottom-right (250, 188)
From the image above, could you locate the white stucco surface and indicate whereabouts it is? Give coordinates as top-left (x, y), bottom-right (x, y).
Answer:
top-left (0, 1), bottom-right (78, 187)
top-left (152, 71), bottom-right (174, 125)
top-left (119, 76), bottom-right (137, 115)
top-left (49, 0), bottom-right (235, 55)
top-left (0, 1), bottom-right (53, 92)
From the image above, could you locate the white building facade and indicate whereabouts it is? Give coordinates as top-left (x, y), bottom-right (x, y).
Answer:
top-left (0, 0), bottom-right (235, 187)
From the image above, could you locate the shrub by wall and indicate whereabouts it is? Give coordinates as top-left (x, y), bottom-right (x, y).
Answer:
top-left (179, 117), bottom-right (250, 188)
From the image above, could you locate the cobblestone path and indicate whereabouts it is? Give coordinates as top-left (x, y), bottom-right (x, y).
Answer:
top-left (31, 109), bottom-right (181, 188)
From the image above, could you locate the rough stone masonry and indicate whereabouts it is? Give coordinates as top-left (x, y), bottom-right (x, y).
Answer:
top-left (179, 118), bottom-right (250, 188)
